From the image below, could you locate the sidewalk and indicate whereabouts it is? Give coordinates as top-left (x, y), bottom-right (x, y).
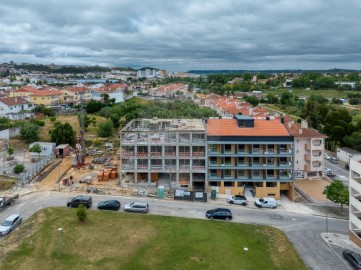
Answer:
top-left (321, 232), bottom-right (361, 254)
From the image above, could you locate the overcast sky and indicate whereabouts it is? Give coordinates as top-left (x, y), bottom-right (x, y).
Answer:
top-left (1, 0), bottom-right (360, 71)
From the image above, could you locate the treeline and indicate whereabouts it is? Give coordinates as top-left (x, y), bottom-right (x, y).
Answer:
top-left (86, 98), bottom-right (218, 129)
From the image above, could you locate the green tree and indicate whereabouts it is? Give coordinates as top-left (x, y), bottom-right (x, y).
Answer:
top-left (323, 108), bottom-right (354, 146)
top-left (13, 164), bottom-right (25, 174)
top-left (7, 147), bottom-right (14, 156)
top-left (245, 96), bottom-right (259, 107)
top-left (109, 113), bottom-right (120, 128)
top-left (78, 114), bottom-right (91, 131)
top-left (344, 132), bottom-right (361, 152)
top-left (323, 180), bottom-right (349, 213)
top-left (266, 93), bottom-right (278, 104)
top-left (280, 92), bottom-right (294, 105)
top-left (97, 120), bottom-right (113, 137)
top-left (20, 124), bottom-right (39, 143)
top-left (30, 143), bottom-right (42, 161)
top-left (86, 100), bottom-right (105, 114)
top-left (76, 204), bottom-right (87, 222)
top-left (49, 122), bottom-right (76, 146)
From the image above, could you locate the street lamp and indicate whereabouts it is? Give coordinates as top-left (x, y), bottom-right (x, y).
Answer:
top-left (57, 227), bottom-right (63, 257)
top-left (243, 247), bottom-right (248, 270)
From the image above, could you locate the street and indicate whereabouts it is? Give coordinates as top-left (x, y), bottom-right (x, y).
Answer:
top-left (325, 159), bottom-right (350, 185)
top-left (0, 192), bottom-right (352, 270)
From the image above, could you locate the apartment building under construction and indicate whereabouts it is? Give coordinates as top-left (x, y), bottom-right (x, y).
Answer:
top-left (119, 118), bottom-right (207, 191)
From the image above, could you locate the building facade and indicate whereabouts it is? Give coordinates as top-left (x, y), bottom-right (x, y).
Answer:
top-left (349, 158), bottom-right (361, 247)
top-left (206, 116), bottom-right (294, 200)
top-left (120, 118), bottom-right (207, 191)
top-left (285, 120), bottom-right (327, 179)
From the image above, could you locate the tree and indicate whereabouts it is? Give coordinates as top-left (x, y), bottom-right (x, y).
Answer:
top-left (13, 164), bottom-right (25, 174)
top-left (7, 147), bottom-right (14, 156)
top-left (245, 96), bottom-right (259, 107)
top-left (20, 124), bottom-right (39, 143)
top-left (86, 100), bottom-right (105, 114)
top-left (109, 113), bottom-right (120, 128)
top-left (97, 120), bottom-right (113, 137)
top-left (344, 132), bottom-right (361, 152)
top-left (78, 114), bottom-right (91, 131)
top-left (76, 204), bottom-right (87, 222)
top-left (49, 122), bottom-right (76, 146)
top-left (265, 93), bottom-right (278, 104)
top-left (101, 93), bottom-right (110, 103)
top-left (30, 143), bottom-right (42, 161)
top-left (323, 180), bottom-right (349, 213)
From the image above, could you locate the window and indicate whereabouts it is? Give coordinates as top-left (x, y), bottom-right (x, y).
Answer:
top-left (225, 157), bottom-right (232, 165)
top-left (253, 144), bottom-right (260, 152)
top-left (238, 144), bottom-right (245, 152)
top-left (238, 157), bottom-right (245, 165)
top-left (253, 157), bottom-right (260, 164)
top-left (224, 145), bottom-right (232, 153)
top-left (253, 170), bottom-right (260, 177)
top-left (210, 157), bottom-right (217, 164)
top-left (267, 170), bottom-right (274, 177)
top-left (224, 170), bottom-right (231, 177)
top-left (209, 145), bottom-right (217, 152)
top-left (267, 145), bottom-right (274, 153)
top-left (210, 170), bottom-right (217, 177)
top-left (238, 170), bottom-right (245, 176)
top-left (224, 181), bottom-right (233, 187)
top-left (267, 157), bottom-right (274, 164)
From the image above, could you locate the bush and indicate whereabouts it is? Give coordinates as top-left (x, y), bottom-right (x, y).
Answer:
top-left (50, 117), bottom-right (56, 122)
top-left (76, 204), bottom-right (87, 222)
top-left (13, 164), bottom-right (25, 174)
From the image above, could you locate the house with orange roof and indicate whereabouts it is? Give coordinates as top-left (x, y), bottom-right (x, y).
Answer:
top-left (60, 86), bottom-right (86, 105)
top-left (11, 86), bottom-right (62, 106)
top-left (284, 119), bottom-right (327, 179)
top-left (207, 115), bottom-right (294, 200)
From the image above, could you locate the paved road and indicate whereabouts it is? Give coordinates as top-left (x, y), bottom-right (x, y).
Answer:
top-left (0, 192), bottom-right (352, 270)
top-left (325, 159), bottom-right (349, 185)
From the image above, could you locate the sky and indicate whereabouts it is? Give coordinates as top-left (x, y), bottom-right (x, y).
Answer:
top-left (1, 0), bottom-right (361, 71)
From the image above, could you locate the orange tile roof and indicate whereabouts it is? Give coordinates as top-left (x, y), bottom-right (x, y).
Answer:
top-left (207, 118), bottom-right (291, 136)
top-left (285, 123), bottom-right (327, 138)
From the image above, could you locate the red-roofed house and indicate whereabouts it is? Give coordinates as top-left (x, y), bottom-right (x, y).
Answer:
top-left (0, 97), bottom-right (33, 119)
top-left (11, 87), bottom-right (62, 106)
top-left (284, 119), bottom-right (327, 179)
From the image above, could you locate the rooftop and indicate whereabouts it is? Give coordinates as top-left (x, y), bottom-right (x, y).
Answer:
top-left (207, 118), bottom-right (291, 136)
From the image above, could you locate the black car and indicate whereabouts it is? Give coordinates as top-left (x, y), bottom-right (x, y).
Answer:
top-left (67, 195), bottom-right (92, 208)
top-left (206, 208), bottom-right (232, 221)
top-left (343, 249), bottom-right (361, 270)
top-left (97, 200), bottom-right (121, 211)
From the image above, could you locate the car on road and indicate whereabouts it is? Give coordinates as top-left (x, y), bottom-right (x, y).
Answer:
top-left (206, 208), bottom-right (233, 221)
top-left (67, 195), bottom-right (92, 208)
top-left (342, 249), bottom-right (361, 269)
top-left (329, 157), bottom-right (338, 164)
top-left (0, 214), bottom-right (22, 236)
top-left (124, 202), bottom-right (149, 213)
top-left (97, 200), bottom-right (121, 211)
top-left (227, 195), bottom-right (247, 206)
top-left (324, 167), bottom-right (332, 175)
top-left (324, 154), bottom-right (331, 160)
top-left (255, 197), bottom-right (277, 209)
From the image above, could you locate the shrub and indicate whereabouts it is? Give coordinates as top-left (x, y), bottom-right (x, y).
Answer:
top-left (76, 204), bottom-right (87, 222)
top-left (50, 117), bottom-right (56, 122)
top-left (13, 164), bottom-right (25, 174)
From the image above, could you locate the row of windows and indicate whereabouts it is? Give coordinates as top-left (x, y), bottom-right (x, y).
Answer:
top-left (210, 169), bottom-right (290, 177)
top-left (209, 157), bottom-right (289, 164)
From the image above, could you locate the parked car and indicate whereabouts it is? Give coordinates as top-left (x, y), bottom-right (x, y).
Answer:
top-left (324, 167), bottom-right (332, 175)
top-left (324, 154), bottom-right (331, 160)
top-left (343, 249), bottom-right (361, 270)
top-left (67, 195), bottom-right (92, 208)
top-left (255, 197), bottom-right (277, 209)
top-left (97, 200), bottom-right (121, 211)
top-left (0, 214), bottom-right (22, 236)
top-left (330, 157), bottom-right (338, 164)
top-left (124, 202), bottom-right (149, 213)
top-left (206, 208), bottom-right (233, 221)
top-left (227, 195), bottom-right (247, 206)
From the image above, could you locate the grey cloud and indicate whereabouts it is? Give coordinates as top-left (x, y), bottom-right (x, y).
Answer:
top-left (0, 0), bottom-right (361, 71)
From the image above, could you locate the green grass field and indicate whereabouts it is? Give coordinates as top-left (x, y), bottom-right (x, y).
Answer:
top-left (0, 208), bottom-right (306, 270)
top-left (268, 88), bottom-right (351, 99)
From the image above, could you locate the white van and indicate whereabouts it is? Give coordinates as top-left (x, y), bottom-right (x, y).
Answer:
top-left (255, 197), bottom-right (277, 209)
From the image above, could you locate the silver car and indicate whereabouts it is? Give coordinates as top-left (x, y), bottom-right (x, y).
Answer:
top-left (0, 214), bottom-right (22, 236)
top-left (124, 202), bottom-right (149, 213)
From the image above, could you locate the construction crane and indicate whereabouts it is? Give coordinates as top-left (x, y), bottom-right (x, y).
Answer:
top-left (75, 89), bottom-right (86, 168)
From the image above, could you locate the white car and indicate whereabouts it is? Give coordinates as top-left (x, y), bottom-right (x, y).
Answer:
top-left (324, 154), bottom-right (331, 160)
top-left (324, 167), bottom-right (332, 175)
top-left (0, 214), bottom-right (22, 236)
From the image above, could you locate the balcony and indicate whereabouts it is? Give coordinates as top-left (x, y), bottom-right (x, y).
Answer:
top-left (179, 165), bottom-right (191, 172)
top-left (150, 165), bottom-right (163, 171)
top-left (137, 164), bottom-right (149, 170)
top-left (351, 178), bottom-right (361, 195)
top-left (305, 144), bottom-right (311, 151)
top-left (165, 152), bottom-right (176, 157)
top-left (351, 196), bottom-right (361, 212)
top-left (350, 214), bottom-right (361, 231)
top-left (192, 151), bottom-right (205, 157)
top-left (150, 152), bottom-right (162, 157)
top-left (304, 154), bottom-right (311, 161)
top-left (165, 165), bottom-right (177, 172)
top-left (136, 152), bottom-right (149, 157)
top-left (179, 152), bottom-right (190, 157)
top-left (121, 151), bottom-right (134, 157)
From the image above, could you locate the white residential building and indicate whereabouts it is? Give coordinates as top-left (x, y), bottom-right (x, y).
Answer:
top-left (349, 158), bottom-right (361, 247)
top-left (0, 97), bottom-right (33, 120)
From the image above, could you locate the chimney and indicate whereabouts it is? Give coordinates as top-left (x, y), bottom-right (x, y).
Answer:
top-left (299, 128), bottom-right (303, 134)
top-left (301, 120), bottom-right (308, 129)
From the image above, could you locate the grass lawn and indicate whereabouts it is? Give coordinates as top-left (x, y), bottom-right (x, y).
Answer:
top-left (39, 114), bottom-right (108, 141)
top-left (0, 208), bottom-right (306, 270)
top-left (268, 88), bottom-right (352, 99)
